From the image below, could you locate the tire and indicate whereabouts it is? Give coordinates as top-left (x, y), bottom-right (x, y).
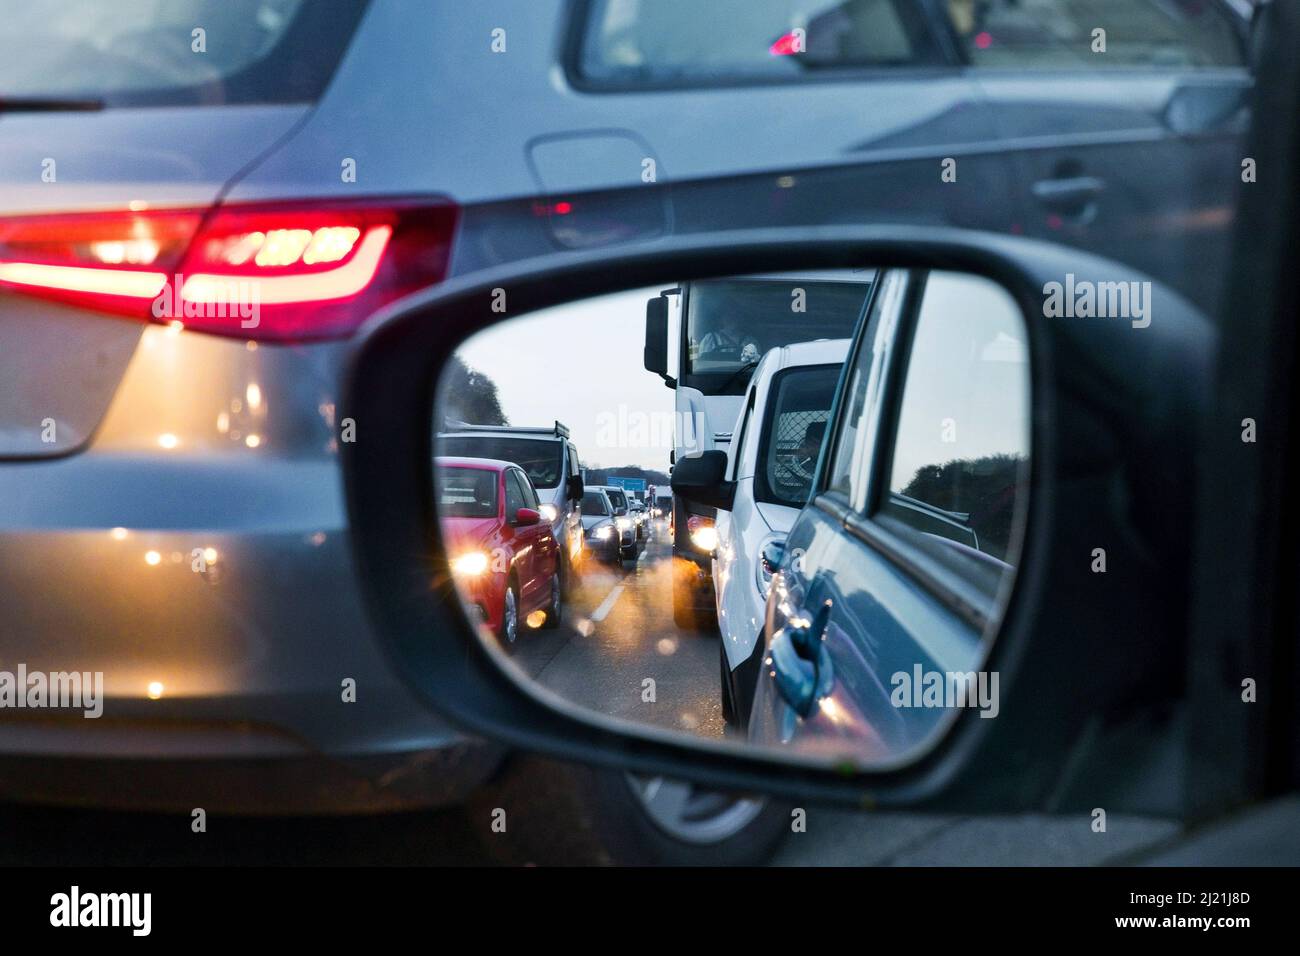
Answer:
top-left (496, 576), bottom-right (520, 649)
top-left (542, 571), bottom-right (562, 629)
top-left (719, 638), bottom-right (737, 728)
top-left (472, 755), bottom-right (792, 866)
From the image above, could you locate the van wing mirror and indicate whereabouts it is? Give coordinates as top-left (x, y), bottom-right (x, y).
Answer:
top-left (567, 474), bottom-right (584, 501)
top-left (670, 450), bottom-right (735, 511)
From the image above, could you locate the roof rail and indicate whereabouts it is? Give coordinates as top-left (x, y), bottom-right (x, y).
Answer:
top-left (440, 419), bottom-right (570, 438)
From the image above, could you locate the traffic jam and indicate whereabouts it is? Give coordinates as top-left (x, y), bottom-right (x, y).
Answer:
top-left (433, 269), bottom-right (1028, 753)
top-left (2, 0), bottom-right (1292, 901)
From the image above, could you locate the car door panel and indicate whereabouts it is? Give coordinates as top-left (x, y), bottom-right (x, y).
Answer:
top-left (751, 499), bottom-right (981, 761)
top-left (976, 68), bottom-right (1250, 312)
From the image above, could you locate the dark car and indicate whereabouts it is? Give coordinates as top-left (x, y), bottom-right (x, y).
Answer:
top-left (579, 488), bottom-right (629, 564)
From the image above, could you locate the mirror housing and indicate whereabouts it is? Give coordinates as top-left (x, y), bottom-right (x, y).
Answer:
top-left (567, 474), bottom-right (584, 502)
top-left (345, 226), bottom-right (1212, 812)
top-left (671, 450), bottom-right (735, 512)
top-left (514, 507), bottom-right (541, 526)
top-left (644, 293), bottom-right (673, 385)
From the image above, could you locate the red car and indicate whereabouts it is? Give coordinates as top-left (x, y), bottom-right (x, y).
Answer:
top-left (436, 457), bottom-right (562, 647)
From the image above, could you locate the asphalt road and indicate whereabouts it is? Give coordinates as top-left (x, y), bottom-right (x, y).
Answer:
top-left (506, 525), bottom-right (723, 740)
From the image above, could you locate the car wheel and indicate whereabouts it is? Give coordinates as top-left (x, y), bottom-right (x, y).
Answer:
top-left (472, 756), bottom-right (792, 866)
top-left (542, 571), bottom-right (562, 629)
top-left (497, 577), bottom-right (520, 648)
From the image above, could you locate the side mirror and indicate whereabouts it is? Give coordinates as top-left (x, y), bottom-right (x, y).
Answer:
top-left (670, 450), bottom-right (735, 511)
top-left (354, 230), bottom-right (1208, 816)
top-left (567, 474), bottom-right (584, 501)
top-left (514, 507), bottom-right (541, 526)
top-left (644, 294), bottom-right (672, 384)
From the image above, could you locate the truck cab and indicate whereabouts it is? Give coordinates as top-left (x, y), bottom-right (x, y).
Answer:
top-left (645, 272), bottom-right (876, 628)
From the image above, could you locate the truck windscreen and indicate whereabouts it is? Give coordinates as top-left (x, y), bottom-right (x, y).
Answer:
top-left (683, 279), bottom-right (872, 394)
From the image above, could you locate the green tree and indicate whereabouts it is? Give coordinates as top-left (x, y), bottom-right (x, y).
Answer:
top-left (439, 357), bottom-right (507, 426)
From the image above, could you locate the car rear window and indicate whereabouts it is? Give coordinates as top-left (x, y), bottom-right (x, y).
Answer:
top-left (573, 0), bottom-right (944, 87)
top-left (437, 437), bottom-right (565, 491)
top-left (0, 0), bottom-right (371, 107)
top-left (437, 467), bottom-right (498, 519)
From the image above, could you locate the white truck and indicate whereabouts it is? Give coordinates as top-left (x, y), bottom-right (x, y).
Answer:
top-left (644, 271), bottom-right (876, 628)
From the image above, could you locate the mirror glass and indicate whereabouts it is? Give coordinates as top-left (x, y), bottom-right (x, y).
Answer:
top-left (432, 268), bottom-right (1030, 768)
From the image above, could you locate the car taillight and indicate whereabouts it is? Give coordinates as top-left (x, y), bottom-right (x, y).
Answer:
top-left (0, 199), bottom-right (458, 341)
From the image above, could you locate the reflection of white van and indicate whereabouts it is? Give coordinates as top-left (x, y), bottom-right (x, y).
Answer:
top-left (437, 422), bottom-right (586, 593)
top-left (712, 339), bottom-right (850, 732)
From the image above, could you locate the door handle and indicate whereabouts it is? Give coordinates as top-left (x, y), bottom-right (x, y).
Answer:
top-left (769, 599), bottom-right (834, 718)
top-left (1031, 175), bottom-right (1105, 215)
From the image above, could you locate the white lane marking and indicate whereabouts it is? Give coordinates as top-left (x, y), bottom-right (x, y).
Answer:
top-left (591, 584), bottom-right (625, 622)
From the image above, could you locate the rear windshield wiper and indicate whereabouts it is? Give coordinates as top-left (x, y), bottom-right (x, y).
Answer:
top-left (0, 95), bottom-right (105, 114)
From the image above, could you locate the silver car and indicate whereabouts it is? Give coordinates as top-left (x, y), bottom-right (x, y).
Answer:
top-left (0, 0), bottom-right (1253, 854)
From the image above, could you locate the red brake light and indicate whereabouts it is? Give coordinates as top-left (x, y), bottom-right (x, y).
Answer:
top-left (0, 199), bottom-right (458, 341)
top-left (770, 32), bottom-right (801, 56)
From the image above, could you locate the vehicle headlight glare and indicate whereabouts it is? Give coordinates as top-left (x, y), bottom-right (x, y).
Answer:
top-left (450, 551), bottom-right (490, 577)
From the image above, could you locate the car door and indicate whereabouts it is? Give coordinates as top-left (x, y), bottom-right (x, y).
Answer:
top-left (952, 0), bottom-right (1253, 313)
top-left (752, 269), bottom-right (1032, 760)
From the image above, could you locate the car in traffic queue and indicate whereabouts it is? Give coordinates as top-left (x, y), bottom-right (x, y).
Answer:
top-left (749, 269), bottom-right (1034, 758)
top-left (629, 497), bottom-right (650, 541)
top-left (436, 422), bottom-right (586, 593)
top-left (435, 457), bottom-right (563, 649)
top-left (579, 487), bottom-right (633, 565)
top-left (0, 0), bottom-right (1258, 858)
top-left (590, 485), bottom-right (640, 563)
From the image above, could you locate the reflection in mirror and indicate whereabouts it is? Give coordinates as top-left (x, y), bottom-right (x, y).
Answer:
top-left (432, 268), bottom-right (1030, 769)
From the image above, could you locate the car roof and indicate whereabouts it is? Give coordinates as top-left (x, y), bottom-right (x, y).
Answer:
top-left (752, 338), bottom-right (853, 384)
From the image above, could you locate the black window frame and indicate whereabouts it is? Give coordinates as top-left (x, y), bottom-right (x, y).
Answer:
top-left (754, 362), bottom-right (844, 509)
top-left (504, 470), bottom-right (527, 522)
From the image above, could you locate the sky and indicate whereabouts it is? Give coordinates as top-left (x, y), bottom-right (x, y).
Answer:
top-left (450, 286), bottom-right (677, 472)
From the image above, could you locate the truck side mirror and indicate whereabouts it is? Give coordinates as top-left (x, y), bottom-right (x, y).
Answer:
top-left (670, 450), bottom-right (735, 512)
top-left (567, 474), bottom-right (584, 502)
top-left (644, 294), bottom-right (673, 385)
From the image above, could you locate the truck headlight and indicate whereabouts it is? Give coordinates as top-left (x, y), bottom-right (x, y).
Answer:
top-left (687, 515), bottom-right (717, 553)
